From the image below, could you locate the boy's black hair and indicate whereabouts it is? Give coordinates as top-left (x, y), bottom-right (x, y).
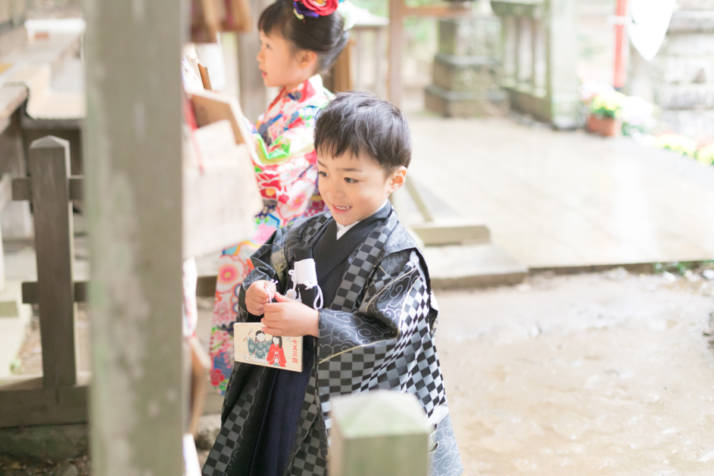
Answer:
top-left (258, 0), bottom-right (348, 73)
top-left (314, 92), bottom-right (411, 172)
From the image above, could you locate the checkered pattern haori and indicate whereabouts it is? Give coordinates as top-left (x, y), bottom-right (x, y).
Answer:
top-left (203, 367), bottom-right (262, 475)
top-left (204, 207), bottom-right (452, 475)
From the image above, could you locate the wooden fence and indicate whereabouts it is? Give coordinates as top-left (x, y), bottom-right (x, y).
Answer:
top-left (0, 136), bottom-right (87, 428)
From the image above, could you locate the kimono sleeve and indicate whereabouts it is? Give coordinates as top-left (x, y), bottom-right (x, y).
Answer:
top-left (252, 104), bottom-right (320, 164)
top-left (315, 250), bottom-right (447, 426)
top-left (236, 225), bottom-right (291, 321)
top-left (316, 250), bottom-right (436, 364)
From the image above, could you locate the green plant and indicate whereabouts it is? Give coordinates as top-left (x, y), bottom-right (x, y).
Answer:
top-left (696, 143), bottom-right (714, 166)
top-left (589, 91), bottom-right (626, 119)
top-left (654, 261), bottom-right (697, 275)
top-left (655, 133), bottom-right (698, 158)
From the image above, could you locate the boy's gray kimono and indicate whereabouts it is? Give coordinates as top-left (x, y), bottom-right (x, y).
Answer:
top-left (204, 207), bottom-right (463, 476)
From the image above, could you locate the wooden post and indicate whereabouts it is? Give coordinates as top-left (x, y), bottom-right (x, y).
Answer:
top-left (329, 391), bottom-right (431, 476)
top-left (388, 0), bottom-right (405, 108)
top-left (0, 174), bottom-right (9, 290)
top-left (0, 95), bottom-right (34, 239)
top-left (84, 0), bottom-right (185, 474)
top-left (27, 136), bottom-right (77, 388)
top-left (238, 0), bottom-right (269, 121)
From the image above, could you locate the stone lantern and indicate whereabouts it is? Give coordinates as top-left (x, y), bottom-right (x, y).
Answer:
top-left (425, 0), bottom-right (507, 117)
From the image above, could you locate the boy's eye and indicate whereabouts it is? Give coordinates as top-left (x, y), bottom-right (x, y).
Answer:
top-left (317, 171), bottom-right (327, 177)
top-left (344, 177), bottom-right (357, 184)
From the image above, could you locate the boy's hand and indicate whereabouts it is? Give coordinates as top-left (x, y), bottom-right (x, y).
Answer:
top-left (262, 292), bottom-right (319, 337)
top-left (245, 280), bottom-right (276, 316)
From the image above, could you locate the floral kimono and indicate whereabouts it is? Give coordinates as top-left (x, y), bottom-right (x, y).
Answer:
top-left (203, 205), bottom-right (463, 476)
top-left (210, 74), bottom-right (331, 394)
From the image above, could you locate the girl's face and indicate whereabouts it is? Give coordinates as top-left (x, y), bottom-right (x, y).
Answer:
top-left (272, 336), bottom-right (280, 345)
top-left (257, 29), bottom-right (315, 90)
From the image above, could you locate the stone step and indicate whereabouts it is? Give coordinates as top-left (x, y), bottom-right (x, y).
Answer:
top-left (392, 177), bottom-right (527, 288)
top-left (658, 109), bottom-right (714, 138)
top-left (669, 10), bottom-right (714, 33)
top-left (676, 0), bottom-right (714, 11)
top-left (656, 56), bottom-right (714, 84)
top-left (423, 243), bottom-right (527, 289)
top-left (655, 83), bottom-right (714, 109)
top-left (660, 33), bottom-right (714, 57)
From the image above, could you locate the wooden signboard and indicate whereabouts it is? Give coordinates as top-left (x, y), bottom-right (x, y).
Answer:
top-left (182, 119), bottom-right (261, 258)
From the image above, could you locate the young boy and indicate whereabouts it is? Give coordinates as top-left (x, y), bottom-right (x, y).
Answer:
top-left (203, 93), bottom-right (462, 476)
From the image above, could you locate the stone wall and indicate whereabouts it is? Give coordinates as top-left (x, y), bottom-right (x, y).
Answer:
top-left (628, 1), bottom-right (714, 140)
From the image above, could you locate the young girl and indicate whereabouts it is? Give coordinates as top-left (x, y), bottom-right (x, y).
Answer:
top-left (209, 0), bottom-right (347, 394)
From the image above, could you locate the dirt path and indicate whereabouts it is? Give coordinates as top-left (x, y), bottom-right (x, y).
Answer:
top-left (436, 269), bottom-right (714, 475)
top-left (6, 268), bottom-right (714, 475)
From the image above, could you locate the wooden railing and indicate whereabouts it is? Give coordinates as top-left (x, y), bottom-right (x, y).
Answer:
top-left (491, 0), bottom-right (579, 128)
top-left (0, 136), bottom-right (87, 428)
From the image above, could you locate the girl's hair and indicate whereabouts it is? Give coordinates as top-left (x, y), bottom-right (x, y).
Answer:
top-left (258, 0), bottom-right (348, 73)
top-left (272, 336), bottom-right (283, 347)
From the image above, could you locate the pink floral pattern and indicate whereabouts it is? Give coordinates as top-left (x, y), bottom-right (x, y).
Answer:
top-left (209, 75), bottom-right (331, 394)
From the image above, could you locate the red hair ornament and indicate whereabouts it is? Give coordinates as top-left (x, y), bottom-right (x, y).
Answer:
top-left (292, 0), bottom-right (340, 20)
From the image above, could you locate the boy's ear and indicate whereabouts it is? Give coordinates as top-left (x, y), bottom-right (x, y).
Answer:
top-left (387, 166), bottom-right (407, 193)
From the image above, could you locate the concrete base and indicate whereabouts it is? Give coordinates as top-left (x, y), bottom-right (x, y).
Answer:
top-left (0, 423), bottom-right (87, 461)
top-left (424, 243), bottom-right (527, 289)
top-left (0, 280), bottom-right (31, 379)
top-left (425, 84), bottom-right (507, 118)
top-left (432, 53), bottom-right (498, 93)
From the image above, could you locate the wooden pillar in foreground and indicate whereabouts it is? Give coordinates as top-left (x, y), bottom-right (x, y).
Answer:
top-left (84, 0), bottom-right (185, 474)
top-left (329, 391), bottom-right (431, 476)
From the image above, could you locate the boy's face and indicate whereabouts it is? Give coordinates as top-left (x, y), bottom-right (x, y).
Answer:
top-left (257, 30), bottom-right (315, 91)
top-left (317, 150), bottom-right (406, 226)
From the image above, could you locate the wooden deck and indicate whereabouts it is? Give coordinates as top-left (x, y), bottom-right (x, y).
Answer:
top-left (407, 115), bottom-right (714, 268)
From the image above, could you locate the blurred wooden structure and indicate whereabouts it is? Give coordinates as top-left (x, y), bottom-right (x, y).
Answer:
top-left (491, 0), bottom-right (578, 128)
top-left (326, 11), bottom-right (388, 96)
top-left (388, 0), bottom-right (473, 108)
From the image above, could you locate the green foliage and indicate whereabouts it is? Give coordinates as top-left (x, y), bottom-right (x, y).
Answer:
top-left (654, 133), bottom-right (698, 158)
top-left (589, 91), bottom-right (626, 119)
top-left (653, 261), bottom-right (714, 275)
top-left (696, 144), bottom-right (714, 166)
top-left (348, 0), bottom-right (437, 61)
top-left (350, 0), bottom-right (387, 16)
